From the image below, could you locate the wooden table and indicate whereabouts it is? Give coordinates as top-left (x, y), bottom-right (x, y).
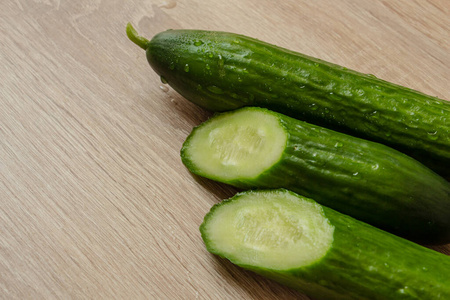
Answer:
top-left (2, 0), bottom-right (449, 298)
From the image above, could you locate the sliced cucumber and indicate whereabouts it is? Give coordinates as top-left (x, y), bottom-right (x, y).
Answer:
top-left (183, 108), bottom-right (286, 181)
top-left (203, 189), bottom-right (334, 270)
top-left (201, 189), bottom-right (450, 299)
top-left (183, 107), bottom-right (450, 244)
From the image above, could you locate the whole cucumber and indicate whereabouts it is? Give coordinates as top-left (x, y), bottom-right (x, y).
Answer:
top-left (201, 189), bottom-right (450, 299)
top-left (182, 107), bottom-right (450, 244)
top-left (126, 24), bottom-right (450, 178)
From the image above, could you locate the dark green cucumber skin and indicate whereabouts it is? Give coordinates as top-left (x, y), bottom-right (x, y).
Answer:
top-left (146, 30), bottom-right (450, 178)
top-left (182, 108), bottom-right (450, 244)
top-left (201, 189), bottom-right (450, 300)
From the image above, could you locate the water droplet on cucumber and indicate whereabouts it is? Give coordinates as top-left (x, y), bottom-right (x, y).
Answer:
top-left (207, 85), bottom-right (224, 94)
top-left (218, 54), bottom-right (225, 76)
top-left (369, 110), bottom-right (379, 119)
top-left (427, 131), bottom-right (438, 140)
top-left (309, 103), bottom-right (318, 111)
top-left (397, 286), bottom-right (410, 295)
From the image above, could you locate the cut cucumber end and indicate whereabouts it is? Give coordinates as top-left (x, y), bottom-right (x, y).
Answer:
top-left (182, 108), bottom-right (287, 181)
top-left (201, 189), bottom-right (334, 270)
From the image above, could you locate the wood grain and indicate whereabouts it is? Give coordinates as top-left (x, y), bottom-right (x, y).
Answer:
top-left (1, 0), bottom-right (449, 299)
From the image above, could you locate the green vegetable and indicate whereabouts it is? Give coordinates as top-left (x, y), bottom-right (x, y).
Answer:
top-left (126, 24), bottom-right (450, 178)
top-left (201, 189), bottom-right (450, 299)
top-left (182, 107), bottom-right (450, 244)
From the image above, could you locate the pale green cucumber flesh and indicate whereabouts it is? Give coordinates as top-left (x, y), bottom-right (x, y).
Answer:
top-left (182, 107), bottom-right (450, 244)
top-left (201, 189), bottom-right (450, 300)
top-left (182, 107), bottom-right (286, 181)
top-left (201, 189), bottom-right (334, 270)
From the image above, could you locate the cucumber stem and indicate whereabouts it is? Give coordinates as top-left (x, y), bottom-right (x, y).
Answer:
top-left (126, 23), bottom-right (150, 50)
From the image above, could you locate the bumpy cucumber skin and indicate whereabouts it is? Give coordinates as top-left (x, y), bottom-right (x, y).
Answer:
top-left (182, 107), bottom-right (450, 244)
top-left (146, 30), bottom-right (450, 178)
top-left (201, 189), bottom-right (450, 300)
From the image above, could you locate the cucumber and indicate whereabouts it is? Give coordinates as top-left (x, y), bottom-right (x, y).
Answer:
top-left (181, 107), bottom-right (450, 244)
top-left (201, 189), bottom-right (450, 300)
top-left (126, 24), bottom-right (450, 178)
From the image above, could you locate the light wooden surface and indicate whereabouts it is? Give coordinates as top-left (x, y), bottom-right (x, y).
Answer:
top-left (1, 0), bottom-right (449, 299)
